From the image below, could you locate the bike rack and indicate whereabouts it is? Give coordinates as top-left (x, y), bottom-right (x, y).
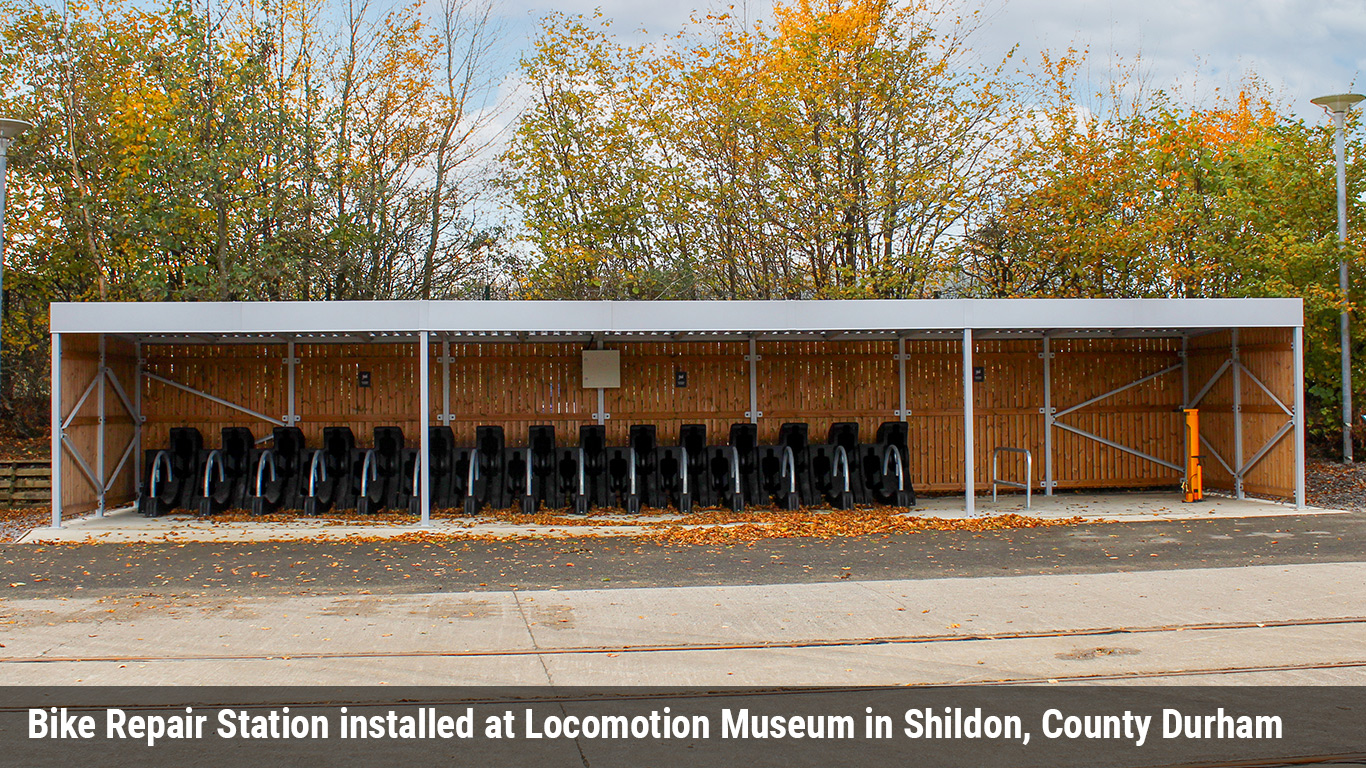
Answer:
top-left (677, 444), bottom-right (691, 513)
top-left (991, 446), bottom-right (1032, 509)
top-left (728, 445), bottom-right (743, 511)
top-left (201, 450), bottom-right (225, 501)
top-left (463, 447), bottom-right (480, 515)
top-left (307, 451), bottom-right (327, 498)
top-left (780, 445), bottom-right (799, 510)
top-left (357, 449), bottom-right (380, 513)
top-left (149, 450), bottom-right (173, 504)
top-left (831, 444), bottom-right (853, 509)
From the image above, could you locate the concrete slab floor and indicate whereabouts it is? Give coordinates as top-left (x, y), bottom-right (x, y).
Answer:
top-left (3, 562), bottom-right (1363, 686)
top-left (17, 492), bottom-right (1342, 545)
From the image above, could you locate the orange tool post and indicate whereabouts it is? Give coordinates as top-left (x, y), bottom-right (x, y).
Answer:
top-left (1183, 408), bottom-right (1202, 502)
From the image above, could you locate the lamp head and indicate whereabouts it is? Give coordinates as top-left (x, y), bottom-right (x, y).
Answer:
top-left (1312, 93), bottom-right (1366, 114)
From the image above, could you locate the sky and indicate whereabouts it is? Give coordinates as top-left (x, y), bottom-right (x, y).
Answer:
top-left (486, 0), bottom-right (1366, 121)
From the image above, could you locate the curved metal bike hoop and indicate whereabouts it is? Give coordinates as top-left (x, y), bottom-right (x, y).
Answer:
top-left (833, 445), bottom-right (851, 493)
top-left (882, 444), bottom-right (906, 492)
top-left (467, 448), bottom-right (480, 493)
top-left (525, 448), bottom-right (533, 495)
top-left (731, 446), bottom-right (742, 495)
top-left (578, 447), bottom-right (586, 496)
top-left (308, 451), bottom-right (328, 498)
top-left (410, 454), bottom-right (421, 495)
top-left (254, 450), bottom-right (277, 496)
top-left (679, 446), bottom-right (689, 496)
top-left (781, 446), bottom-right (796, 494)
top-left (149, 450), bottom-right (173, 498)
top-left (202, 450), bottom-right (225, 497)
top-left (360, 450), bottom-right (378, 498)
top-left (628, 449), bottom-right (638, 496)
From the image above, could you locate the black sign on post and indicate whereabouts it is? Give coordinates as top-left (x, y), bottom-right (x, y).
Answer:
top-left (358, 371), bottom-right (372, 388)
top-left (972, 366), bottom-right (985, 383)
top-left (674, 369), bottom-right (688, 388)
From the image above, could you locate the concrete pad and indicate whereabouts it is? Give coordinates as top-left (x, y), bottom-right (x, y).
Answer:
top-left (2, 562), bottom-right (1363, 685)
top-left (536, 623), bottom-right (1366, 686)
top-left (18, 492), bottom-right (1344, 545)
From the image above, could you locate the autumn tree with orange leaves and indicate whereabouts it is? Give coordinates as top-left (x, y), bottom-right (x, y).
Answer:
top-left (504, 0), bottom-right (1012, 299)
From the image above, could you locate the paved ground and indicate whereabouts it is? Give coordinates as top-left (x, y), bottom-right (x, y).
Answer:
top-left (18, 492), bottom-right (1333, 544)
top-left (1, 510), bottom-right (1364, 687)
top-left (1, 560), bottom-right (1363, 686)
top-left (3, 512), bottom-right (1360, 597)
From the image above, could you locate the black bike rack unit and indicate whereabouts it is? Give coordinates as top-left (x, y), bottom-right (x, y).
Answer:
top-left (620, 425), bottom-right (657, 513)
top-left (356, 426), bottom-right (406, 514)
top-left (456, 425), bottom-right (505, 515)
top-left (301, 426), bottom-right (357, 515)
top-left (561, 425), bottom-right (608, 515)
top-left (247, 427), bottom-right (308, 515)
top-left (138, 427), bottom-right (204, 517)
top-left (197, 427), bottom-right (254, 516)
top-left (417, 426), bottom-right (458, 514)
top-left (506, 426), bottom-right (558, 514)
top-left (728, 423), bottom-right (761, 510)
top-left (755, 423), bottom-right (808, 510)
top-left (654, 430), bottom-right (693, 514)
top-left (808, 422), bottom-right (860, 510)
top-left (859, 421), bottom-right (915, 507)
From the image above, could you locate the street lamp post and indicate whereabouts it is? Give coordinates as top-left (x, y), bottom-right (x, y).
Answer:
top-left (0, 118), bottom-right (32, 398)
top-left (1312, 93), bottom-right (1365, 463)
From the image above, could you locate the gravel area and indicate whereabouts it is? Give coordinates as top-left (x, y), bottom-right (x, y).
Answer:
top-left (1305, 458), bottom-right (1366, 511)
top-left (0, 506), bottom-right (50, 543)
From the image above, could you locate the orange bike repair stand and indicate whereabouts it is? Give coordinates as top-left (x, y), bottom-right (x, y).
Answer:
top-left (1183, 408), bottom-right (1203, 502)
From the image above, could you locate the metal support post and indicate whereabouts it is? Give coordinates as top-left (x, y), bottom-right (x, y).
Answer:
top-left (285, 340), bottom-right (298, 425)
top-left (1042, 335), bottom-right (1053, 496)
top-left (595, 337), bottom-right (605, 426)
top-left (1181, 336), bottom-right (1190, 407)
top-left (50, 333), bottom-right (61, 528)
top-left (418, 331), bottom-right (431, 527)
top-left (439, 339), bottom-right (451, 425)
top-left (896, 336), bottom-right (908, 421)
top-left (963, 328), bottom-right (975, 515)
top-left (1294, 326), bottom-right (1306, 508)
top-left (134, 341), bottom-right (142, 504)
top-left (745, 336), bottom-right (761, 424)
top-left (96, 334), bottom-right (106, 516)
top-left (1232, 329), bottom-right (1244, 499)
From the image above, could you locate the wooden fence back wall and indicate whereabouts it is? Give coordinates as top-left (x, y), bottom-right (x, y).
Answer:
top-left (60, 334), bottom-right (138, 515)
top-left (57, 330), bottom-right (1296, 511)
top-left (1187, 328), bottom-right (1296, 498)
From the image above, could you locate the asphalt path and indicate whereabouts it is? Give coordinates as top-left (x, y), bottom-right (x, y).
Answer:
top-left (2, 512), bottom-right (1362, 599)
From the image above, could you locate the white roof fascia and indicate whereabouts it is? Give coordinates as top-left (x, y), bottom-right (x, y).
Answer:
top-left (49, 297), bottom-right (1303, 336)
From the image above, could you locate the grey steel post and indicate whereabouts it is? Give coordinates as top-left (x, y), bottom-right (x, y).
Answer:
top-left (595, 336), bottom-right (605, 426)
top-left (1042, 334), bottom-right (1053, 496)
top-left (746, 336), bottom-right (760, 424)
top-left (49, 332), bottom-right (61, 528)
top-left (963, 327), bottom-right (975, 515)
top-left (896, 335), bottom-right (907, 422)
top-left (1232, 328), bottom-right (1243, 499)
top-left (285, 339), bottom-right (297, 426)
top-left (440, 338), bottom-right (451, 425)
top-left (134, 341), bottom-right (142, 507)
top-left (1293, 325), bottom-right (1306, 508)
top-left (419, 331), bottom-right (431, 527)
top-left (96, 334), bottom-right (105, 516)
